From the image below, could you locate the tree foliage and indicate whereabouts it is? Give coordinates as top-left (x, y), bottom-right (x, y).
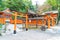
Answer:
top-left (0, 0), bottom-right (35, 13)
top-left (46, 0), bottom-right (58, 10)
top-left (57, 0), bottom-right (60, 21)
top-left (0, 0), bottom-right (6, 11)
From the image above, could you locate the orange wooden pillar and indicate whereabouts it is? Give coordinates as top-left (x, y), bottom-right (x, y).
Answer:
top-left (14, 12), bottom-right (17, 34)
top-left (52, 18), bottom-right (56, 26)
top-left (51, 17), bottom-right (54, 26)
top-left (3, 18), bottom-right (5, 24)
top-left (1, 19), bottom-right (2, 24)
top-left (48, 17), bottom-right (50, 29)
top-left (44, 19), bottom-right (46, 26)
top-left (0, 19), bottom-right (1, 23)
top-left (42, 19), bottom-right (44, 25)
top-left (3, 14), bottom-right (5, 24)
top-left (26, 14), bottom-right (28, 31)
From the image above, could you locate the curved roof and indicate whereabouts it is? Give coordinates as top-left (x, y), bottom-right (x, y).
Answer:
top-left (43, 10), bottom-right (58, 14)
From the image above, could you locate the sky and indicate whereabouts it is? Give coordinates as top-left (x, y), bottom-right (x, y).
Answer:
top-left (32, 0), bottom-right (46, 5)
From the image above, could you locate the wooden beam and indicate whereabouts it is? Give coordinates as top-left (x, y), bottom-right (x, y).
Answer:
top-left (12, 14), bottom-right (26, 17)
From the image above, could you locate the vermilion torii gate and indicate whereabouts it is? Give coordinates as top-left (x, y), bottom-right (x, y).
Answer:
top-left (12, 12), bottom-right (28, 34)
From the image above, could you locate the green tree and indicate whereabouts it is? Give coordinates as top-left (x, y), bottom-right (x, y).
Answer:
top-left (46, 0), bottom-right (58, 10)
top-left (0, 0), bottom-right (5, 11)
top-left (0, 0), bottom-right (36, 13)
top-left (57, 0), bottom-right (60, 23)
top-left (4, 0), bottom-right (35, 13)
